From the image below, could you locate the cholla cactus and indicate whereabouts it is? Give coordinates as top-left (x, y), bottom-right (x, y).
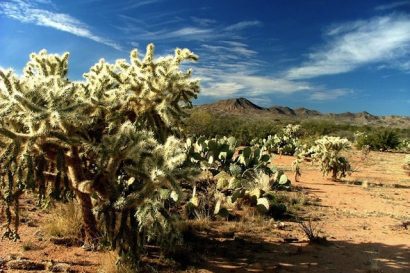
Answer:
top-left (263, 124), bottom-right (301, 156)
top-left (311, 136), bottom-right (352, 181)
top-left (0, 44), bottom-right (199, 262)
top-left (398, 139), bottom-right (410, 153)
top-left (404, 155), bottom-right (410, 176)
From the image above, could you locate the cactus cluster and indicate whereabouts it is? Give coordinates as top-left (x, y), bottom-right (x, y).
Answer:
top-left (0, 45), bottom-right (199, 262)
top-left (398, 138), bottom-right (410, 153)
top-left (311, 136), bottom-right (352, 181)
top-left (251, 124), bottom-right (301, 156)
top-left (404, 155), bottom-right (410, 176)
top-left (185, 136), bottom-right (291, 217)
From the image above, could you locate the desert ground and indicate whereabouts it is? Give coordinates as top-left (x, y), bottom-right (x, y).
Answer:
top-left (1, 149), bottom-right (409, 273)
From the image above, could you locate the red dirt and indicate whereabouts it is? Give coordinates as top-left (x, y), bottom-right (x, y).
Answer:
top-left (1, 149), bottom-right (409, 273)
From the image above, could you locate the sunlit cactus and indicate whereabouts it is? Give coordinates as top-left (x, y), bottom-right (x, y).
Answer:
top-left (0, 44), bottom-right (199, 262)
top-left (311, 136), bottom-right (352, 181)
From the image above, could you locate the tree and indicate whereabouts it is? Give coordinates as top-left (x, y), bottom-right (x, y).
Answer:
top-left (0, 44), bottom-right (199, 262)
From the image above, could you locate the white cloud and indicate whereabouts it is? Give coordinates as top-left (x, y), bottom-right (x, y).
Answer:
top-left (221, 41), bottom-right (248, 47)
top-left (201, 82), bottom-right (245, 97)
top-left (123, 0), bottom-right (163, 10)
top-left (287, 15), bottom-right (410, 79)
top-left (139, 27), bottom-right (215, 41)
top-left (166, 27), bottom-right (213, 37)
top-left (224, 20), bottom-right (262, 31)
top-left (196, 65), bottom-right (312, 98)
top-left (0, 0), bottom-right (121, 50)
top-left (374, 1), bottom-right (410, 11)
top-left (309, 89), bottom-right (352, 101)
top-left (116, 16), bottom-right (262, 43)
top-left (399, 60), bottom-right (410, 70)
top-left (201, 44), bottom-right (257, 57)
top-left (130, 41), bottom-right (139, 48)
top-left (191, 16), bottom-right (217, 26)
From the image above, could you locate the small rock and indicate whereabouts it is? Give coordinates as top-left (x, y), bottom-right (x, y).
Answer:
top-left (50, 237), bottom-right (81, 247)
top-left (19, 218), bottom-right (29, 223)
top-left (283, 237), bottom-right (299, 243)
top-left (276, 222), bottom-right (286, 230)
top-left (34, 230), bottom-right (45, 239)
top-left (27, 221), bottom-right (38, 227)
top-left (221, 231), bottom-right (235, 238)
top-left (47, 262), bottom-right (72, 272)
top-left (7, 253), bottom-right (19, 260)
top-left (7, 259), bottom-right (46, 270)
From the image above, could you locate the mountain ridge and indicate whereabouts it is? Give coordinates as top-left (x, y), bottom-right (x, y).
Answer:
top-left (194, 97), bottom-right (410, 127)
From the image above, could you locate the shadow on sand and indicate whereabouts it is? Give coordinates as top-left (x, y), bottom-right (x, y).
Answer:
top-left (167, 230), bottom-right (410, 273)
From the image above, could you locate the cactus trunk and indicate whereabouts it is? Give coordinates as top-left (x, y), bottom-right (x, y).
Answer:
top-left (332, 168), bottom-right (337, 181)
top-left (67, 147), bottom-right (99, 242)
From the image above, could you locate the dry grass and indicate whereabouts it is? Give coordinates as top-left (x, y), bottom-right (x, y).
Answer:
top-left (299, 219), bottom-right (328, 244)
top-left (182, 217), bottom-right (212, 232)
top-left (21, 241), bottom-right (42, 251)
top-left (42, 201), bottom-right (83, 239)
top-left (97, 252), bottom-right (135, 273)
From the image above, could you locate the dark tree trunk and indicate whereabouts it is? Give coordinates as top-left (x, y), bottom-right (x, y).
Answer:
top-left (332, 168), bottom-right (338, 181)
top-left (76, 191), bottom-right (99, 242)
top-left (67, 147), bottom-right (99, 243)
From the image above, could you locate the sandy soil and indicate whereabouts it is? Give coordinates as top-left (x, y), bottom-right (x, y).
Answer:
top-left (1, 149), bottom-right (409, 273)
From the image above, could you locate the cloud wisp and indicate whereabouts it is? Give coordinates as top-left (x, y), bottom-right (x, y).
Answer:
top-left (194, 64), bottom-right (313, 99)
top-left (224, 20), bottom-right (262, 31)
top-left (374, 1), bottom-right (410, 11)
top-left (286, 14), bottom-right (410, 79)
top-left (0, 0), bottom-right (121, 50)
top-left (117, 13), bottom-right (261, 42)
top-left (309, 89), bottom-right (352, 101)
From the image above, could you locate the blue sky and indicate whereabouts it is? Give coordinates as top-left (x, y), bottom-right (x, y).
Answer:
top-left (0, 0), bottom-right (410, 116)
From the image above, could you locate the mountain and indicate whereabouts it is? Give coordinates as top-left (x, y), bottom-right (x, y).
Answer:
top-left (193, 98), bottom-right (410, 128)
top-left (294, 107), bottom-right (321, 117)
top-left (269, 106), bottom-right (296, 116)
top-left (200, 98), bottom-right (265, 112)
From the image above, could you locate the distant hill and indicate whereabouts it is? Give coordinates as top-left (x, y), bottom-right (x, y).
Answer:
top-left (200, 97), bottom-right (264, 112)
top-left (193, 97), bottom-right (410, 128)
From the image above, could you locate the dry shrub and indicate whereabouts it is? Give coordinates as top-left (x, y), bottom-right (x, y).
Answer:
top-left (21, 241), bottom-right (42, 251)
top-left (42, 201), bottom-right (83, 239)
top-left (299, 219), bottom-right (328, 244)
top-left (98, 252), bottom-right (134, 273)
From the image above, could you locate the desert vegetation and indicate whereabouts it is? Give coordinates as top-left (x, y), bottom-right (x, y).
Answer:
top-left (0, 46), bottom-right (409, 273)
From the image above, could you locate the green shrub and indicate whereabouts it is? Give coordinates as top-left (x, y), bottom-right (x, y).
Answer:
top-left (355, 129), bottom-right (400, 151)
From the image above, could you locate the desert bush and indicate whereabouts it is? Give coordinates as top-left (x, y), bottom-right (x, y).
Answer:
top-left (311, 136), bottom-right (352, 181)
top-left (404, 155), bottom-right (410, 176)
top-left (0, 44), bottom-right (199, 264)
top-left (355, 129), bottom-right (400, 151)
top-left (42, 202), bottom-right (83, 239)
top-left (251, 124), bottom-right (301, 156)
top-left (299, 219), bottom-right (327, 244)
top-left (184, 112), bottom-right (280, 144)
top-left (98, 252), bottom-right (134, 273)
top-left (267, 124), bottom-right (301, 155)
top-left (398, 138), bottom-right (410, 152)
